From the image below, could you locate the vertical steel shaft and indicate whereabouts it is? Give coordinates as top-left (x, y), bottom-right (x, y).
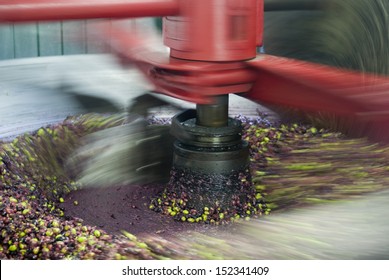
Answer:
top-left (196, 95), bottom-right (229, 127)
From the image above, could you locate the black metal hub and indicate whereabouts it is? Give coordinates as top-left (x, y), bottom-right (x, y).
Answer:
top-left (150, 96), bottom-right (267, 224)
top-left (170, 108), bottom-right (249, 174)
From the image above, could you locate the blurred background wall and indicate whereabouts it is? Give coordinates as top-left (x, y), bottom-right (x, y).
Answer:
top-left (0, 19), bottom-right (157, 60)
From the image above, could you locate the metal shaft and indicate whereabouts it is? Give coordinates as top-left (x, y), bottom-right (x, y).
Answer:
top-left (196, 95), bottom-right (229, 128)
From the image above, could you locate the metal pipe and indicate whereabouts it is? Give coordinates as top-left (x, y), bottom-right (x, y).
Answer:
top-left (0, 0), bottom-right (180, 22)
top-left (196, 95), bottom-right (229, 128)
top-left (264, 0), bottom-right (324, 11)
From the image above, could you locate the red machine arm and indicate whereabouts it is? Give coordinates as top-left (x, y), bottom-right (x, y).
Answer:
top-left (0, 0), bottom-right (179, 22)
top-left (245, 55), bottom-right (389, 141)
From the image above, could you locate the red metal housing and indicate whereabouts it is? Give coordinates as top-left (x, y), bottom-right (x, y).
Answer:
top-left (163, 0), bottom-right (263, 62)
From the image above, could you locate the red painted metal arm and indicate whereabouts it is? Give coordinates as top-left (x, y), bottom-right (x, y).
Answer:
top-left (244, 55), bottom-right (389, 141)
top-left (0, 0), bottom-right (179, 22)
top-left (246, 55), bottom-right (389, 114)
